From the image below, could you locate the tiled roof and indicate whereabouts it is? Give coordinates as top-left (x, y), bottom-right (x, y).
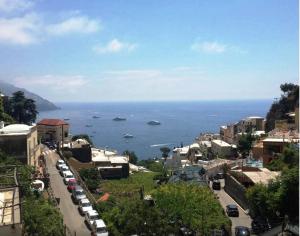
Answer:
top-left (37, 119), bottom-right (68, 126)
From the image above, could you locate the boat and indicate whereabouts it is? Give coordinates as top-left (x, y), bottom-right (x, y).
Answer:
top-left (113, 117), bottom-right (126, 121)
top-left (92, 116), bottom-right (100, 119)
top-left (147, 120), bottom-right (161, 125)
top-left (123, 133), bottom-right (134, 138)
top-left (64, 118), bottom-right (70, 121)
top-left (85, 124), bottom-right (93, 127)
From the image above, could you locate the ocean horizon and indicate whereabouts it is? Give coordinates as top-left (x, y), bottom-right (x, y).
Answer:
top-left (38, 100), bottom-right (273, 160)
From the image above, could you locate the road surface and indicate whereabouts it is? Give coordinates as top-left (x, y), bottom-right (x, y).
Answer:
top-left (211, 180), bottom-right (252, 235)
top-left (44, 149), bottom-right (90, 236)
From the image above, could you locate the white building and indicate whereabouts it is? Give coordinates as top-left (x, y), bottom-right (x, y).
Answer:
top-left (211, 139), bottom-right (233, 158)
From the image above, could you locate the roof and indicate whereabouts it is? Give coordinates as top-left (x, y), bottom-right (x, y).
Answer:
top-left (246, 116), bottom-right (264, 120)
top-left (94, 219), bottom-right (106, 228)
top-left (0, 124), bottom-right (33, 135)
top-left (212, 139), bottom-right (231, 147)
top-left (190, 143), bottom-right (200, 149)
top-left (38, 119), bottom-right (68, 126)
top-left (232, 168), bottom-right (280, 185)
top-left (199, 141), bottom-right (212, 148)
top-left (263, 137), bottom-right (297, 143)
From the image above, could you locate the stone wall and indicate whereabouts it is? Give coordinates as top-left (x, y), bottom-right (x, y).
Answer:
top-left (224, 173), bottom-right (250, 211)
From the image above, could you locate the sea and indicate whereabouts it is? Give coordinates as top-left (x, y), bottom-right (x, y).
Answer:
top-left (37, 100), bottom-right (272, 160)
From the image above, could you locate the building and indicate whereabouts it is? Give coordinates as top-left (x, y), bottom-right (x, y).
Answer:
top-left (211, 139), bottom-right (234, 158)
top-left (92, 148), bottom-right (129, 179)
top-left (244, 116), bottom-right (265, 131)
top-left (262, 137), bottom-right (299, 165)
top-left (0, 124), bottom-right (41, 166)
top-left (37, 119), bottom-right (69, 144)
top-left (220, 123), bottom-right (238, 144)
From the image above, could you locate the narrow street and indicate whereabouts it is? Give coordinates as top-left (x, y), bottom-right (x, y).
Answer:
top-left (211, 180), bottom-right (252, 235)
top-left (44, 149), bottom-right (90, 236)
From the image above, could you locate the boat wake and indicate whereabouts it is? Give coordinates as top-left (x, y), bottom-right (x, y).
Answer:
top-left (150, 143), bottom-right (173, 147)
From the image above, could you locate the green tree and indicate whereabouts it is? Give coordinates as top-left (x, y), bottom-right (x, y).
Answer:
top-left (152, 184), bottom-right (231, 235)
top-left (8, 91), bottom-right (38, 124)
top-left (160, 146), bottom-right (171, 158)
top-left (122, 150), bottom-right (138, 164)
top-left (267, 144), bottom-right (299, 171)
top-left (79, 168), bottom-right (99, 191)
top-left (0, 93), bottom-right (14, 123)
top-left (248, 144), bottom-right (299, 221)
top-left (23, 197), bottom-right (64, 236)
top-left (102, 199), bottom-right (174, 236)
top-left (237, 133), bottom-right (254, 157)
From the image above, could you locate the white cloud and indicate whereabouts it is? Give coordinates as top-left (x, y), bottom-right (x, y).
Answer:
top-left (191, 41), bottom-right (247, 54)
top-left (0, 13), bottom-right (41, 45)
top-left (103, 69), bottom-right (161, 79)
top-left (14, 75), bottom-right (88, 93)
top-left (47, 16), bottom-right (101, 35)
top-left (93, 38), bottom-right (137, 54)
top-left (0, 0), bottom-right (34, 13)
top-left (191, 41), bottom-right (227, 53)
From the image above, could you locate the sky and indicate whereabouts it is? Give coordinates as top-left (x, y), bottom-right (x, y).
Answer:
top-left (0, 0), bottom-right (298, 102)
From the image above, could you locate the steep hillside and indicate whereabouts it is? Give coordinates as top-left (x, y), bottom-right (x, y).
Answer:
top-left (0, 81), bottom-right (59, 111)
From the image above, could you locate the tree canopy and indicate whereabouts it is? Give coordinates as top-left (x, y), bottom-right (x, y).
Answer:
top-left (237, 133), bottom-right (255, 157)
top-left (246, 144), bottom-right (299, 223)
top-left (99, 183), bottom-right (230, 235)
top-left (6, 91), bottom-right (38, 124)
top-left (122, 150), bottom-right (138, 164)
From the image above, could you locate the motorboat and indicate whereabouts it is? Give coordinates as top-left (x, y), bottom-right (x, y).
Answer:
top-left (85, 124), bottom-right (93, 127)
top-left (113, 117), bottom-right (126, 121)
top-left (123, 133), bottom-right (134, 138)
top-left (92, 116), bottom-right (100, 119)
top-left (147, 120), bottom-right (161, 125)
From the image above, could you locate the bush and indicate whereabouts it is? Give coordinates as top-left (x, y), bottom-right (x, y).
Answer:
top-left (62, 150), bottom-right (72, 159)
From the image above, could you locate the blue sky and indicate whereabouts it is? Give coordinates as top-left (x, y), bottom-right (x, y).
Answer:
top-left (0, 0), bottom-right (298, 102)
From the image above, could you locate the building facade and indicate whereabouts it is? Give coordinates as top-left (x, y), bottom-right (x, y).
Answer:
top-left (37, 119), bottom-right (69, 144)
top-left (0, 124), bottom-right (41, 166)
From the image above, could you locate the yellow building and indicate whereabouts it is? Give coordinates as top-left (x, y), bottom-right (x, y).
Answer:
top-left (0, 124), bottom-right (41, 166)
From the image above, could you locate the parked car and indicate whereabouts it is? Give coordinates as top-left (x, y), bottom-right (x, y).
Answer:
top-left (56, 160), bottom-right (65, 169)
top-left (226, 204), bottom-right (239, 217)
top-left (251, 217), bottom-right (271, 234)
top-left (67, 178), bottom-right (77, 192)
top-left (91, 219), bottom-right (109, 236)
top-left (212, 180), bottom-right (221, 190)
top-left (71, 185), bottom-right (86, 204)
top-left (59, 164), bottom-right (69, 176)
top-left (85, 210), bottom-right (99, 230)
top-left (78, 198), bottom-right (93, 215)
top-left (63, 171), bottom-right (75, 185)
top-left (235, 226), bottom-right (250, 236)
top-left (216, 172), bottom-right (225, 179)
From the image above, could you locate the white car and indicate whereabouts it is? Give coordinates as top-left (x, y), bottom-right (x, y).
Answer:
top-left (91, 219), bottom-right (108, 236)
top-left (59, 164), bottom-right (69, 176)
top-left (85, 210), bottom-right (99, 230)
top-left (78, 198), bottom-right (93, 215)
top-left (56, 159), bottom-right (65, 169)
top-left (63, 171), bottom-right (75, 185)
